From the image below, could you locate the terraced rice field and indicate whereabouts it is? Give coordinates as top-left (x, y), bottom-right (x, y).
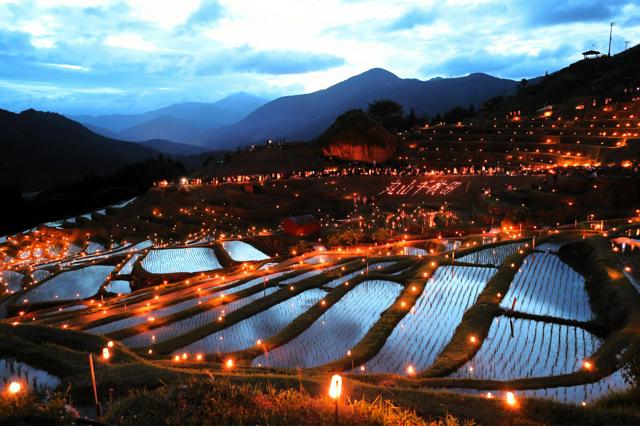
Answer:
top-left (304, 255), bottom-right (332, 265)
top-left (174, 288), bottom-right (327, 355)
top-left (452, 317), bottom-right (601, 380)
top-left (499, 253), bottom-right (592, 321)
top-left (85, 241), bottom-right (105, 254)
top-left (252, 280), bottom-right (402, 369)
top-left (520, 369), bottom-right (631, 404)
top-left (535, 242), bottom-right (563, 253)
top-left (21, 265), bottom-right (115, 303)
top-left (117, 253), bottom-right (142, 275)
top-left (90, 272), bottom-right (285, 335)
top-left (324, 262), bottom-right (396, 289)
top-left (142, 248), bottom-right (222, 274)
top-left (403, 247), bottom-right (428, 256)
top-left (458, 242), bottom-right (524, 266)
top-left (0, 359), bottom-right (60, 391)
top-left (280, 264), bottom-right (341, 285)
top-left (30, 269), bottom-right (51, 283)
top-left (361, 266), bottom-right (497, 374)
top-left (1, 270), bottom-right (25, 292)
top-left (105, 280), bottom-right (131, 294)
top-left (122, 287), bottom-right (280, 348)
top-left (222, 241), bottom-right (270, 262)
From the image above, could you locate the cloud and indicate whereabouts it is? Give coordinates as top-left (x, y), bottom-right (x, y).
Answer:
top-left (387, 7), bottom-right (437, 31)
top-left (43, 63), bottom-right (91, 72)
top-left (516, 0), bottom-right (629, 26)
top-left (196, 47), bottom-right (346, 75)
top-left (232, 50), bottom-right (345, 74)
top-left (624, 16), bottom-right (640, 27)
top-left (1, 0), bottom-right (640, 114)
top-left (420, 44), bottom-right (575, 79)
top-left (104, 33), bottom-right (159, 51)
top-left (187, 0), bottom-right (222, 26)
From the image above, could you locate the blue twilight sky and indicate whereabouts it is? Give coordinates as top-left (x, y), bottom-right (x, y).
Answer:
top-left (1, 0), bottom-right (639, 115)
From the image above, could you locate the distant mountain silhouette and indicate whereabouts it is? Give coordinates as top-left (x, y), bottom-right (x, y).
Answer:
top-left (119, 115), bottom-right (206, 143)
top-left (197, 69), bottom-right (518, 149)
top-left (73, 92), bottom-right (267, 143)
top-left (139, 139), bottom-right (209, 156)
top-left (0, 109), bottom-right (163, 191)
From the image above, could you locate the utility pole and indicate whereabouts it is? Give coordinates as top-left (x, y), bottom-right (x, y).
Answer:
top-left (625, 41), bottom-right (631, 50)
top-left (608, 22), bottom-right (615, 56)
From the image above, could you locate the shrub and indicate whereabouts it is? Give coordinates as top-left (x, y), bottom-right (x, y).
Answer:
top-left (0, 392), bottom-right (77, 426)
top-left (105, 377), bottom-right (465, 425)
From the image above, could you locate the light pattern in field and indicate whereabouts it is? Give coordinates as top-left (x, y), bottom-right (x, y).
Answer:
top-left (281, 264), bottom-right (340, 285)
top-left (1, 271), bottom-right (25, 292)
top-left (105, 280), bottom-right (131, 294)
top-left (520, 369), bottom-right (631, 404)
top-left (117, 254), bottom-right (142, 275)
top-left (499, 253), bottom-right (592, 321)
top-left (89, 273), bottom-right (284, 334)
top-left (1, 359), bottom-right (60, 391)
top-left (452, 317), bottom-right (601, 380)
top-left (174, 288), bottom-right (327, 355)
top-left (21, 265), bottom-right (115, 303)
top-left (222, 241), bottom-right (270, 262)
top-left (403, 247), bottom-right (428, 256)
top-left (458, 243), bottom-right (524, 266)
top-left (360, 266), bottom-right (497, 374)
top-left (324, 262), bottom-right (396, 289)
top-left (122, 287), bottom-right (280, 348)
top-left (142, 248), bottom-right (222, 274)
top-left (252, 280), bottom-right (402, 369)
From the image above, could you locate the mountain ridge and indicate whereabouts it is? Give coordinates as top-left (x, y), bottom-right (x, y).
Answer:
top-left (73, 92), bottom-right (268, 143)
top-left (196, 69), bottom-right (519, 149)
top-left (0, 108), bottom-right (163, 191)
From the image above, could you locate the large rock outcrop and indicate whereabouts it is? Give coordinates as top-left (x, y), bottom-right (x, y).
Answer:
top-left (317, 109), bottom-right (397, 164)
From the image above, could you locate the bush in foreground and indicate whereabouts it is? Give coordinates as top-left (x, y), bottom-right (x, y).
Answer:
top-left (0, 392), bottom-right (77, 426)
top-left (105, 377), bottom-right (473, 425)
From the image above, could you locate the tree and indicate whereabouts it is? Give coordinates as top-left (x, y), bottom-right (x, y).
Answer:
top-left (519, 78), bottom-right (528, 93)
top-left (372, 227), bottom-right (394, 243)
top-left (405, 108), bottom-right (417, 129)
top-left (368, 100), bottom-right (404, 132)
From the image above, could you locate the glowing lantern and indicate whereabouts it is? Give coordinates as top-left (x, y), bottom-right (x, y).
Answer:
top-left (102, 348), bottom-right (110, 361)
top-left (7, 381), bottom-right (21, 395)
top-left (328, 374), bottom-right (342, 400)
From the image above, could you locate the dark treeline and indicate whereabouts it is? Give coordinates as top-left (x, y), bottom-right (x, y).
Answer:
top-left (366, 99), bottom-right (479, 129)
top-left (0, 156), bottom-right (185, 235)
top-left (429, 103), bottom-right (476, 124)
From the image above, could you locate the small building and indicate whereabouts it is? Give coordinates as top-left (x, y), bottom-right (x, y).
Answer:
top-left (282, 215), bottom-right (321, 237)
top-left (582, 50), bottom-right (601, 60)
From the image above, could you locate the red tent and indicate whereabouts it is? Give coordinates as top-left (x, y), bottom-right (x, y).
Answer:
top-left (282, 215), bottom-right (320, 237)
